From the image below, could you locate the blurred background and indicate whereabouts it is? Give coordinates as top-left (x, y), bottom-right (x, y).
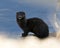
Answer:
top-left (0, 0), bottom-right (59, 37)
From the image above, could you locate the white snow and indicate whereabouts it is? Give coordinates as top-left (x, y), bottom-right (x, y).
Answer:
top-left (0, 34), bottom-right (60, 48)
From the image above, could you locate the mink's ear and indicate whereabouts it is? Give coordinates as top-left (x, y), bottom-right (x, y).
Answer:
top-left (16, 12), bottom-right (19, 15)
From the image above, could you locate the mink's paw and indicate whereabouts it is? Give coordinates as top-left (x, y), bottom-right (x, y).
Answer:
top-left (22, 33), bottom-right (28, 37)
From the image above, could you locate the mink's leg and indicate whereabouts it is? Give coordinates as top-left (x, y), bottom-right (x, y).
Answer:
top-left (33, 26), bottom-right (49, 39)
top-left (22, 32), bottom-right (28, 37)
top-left (22, 27), bottom-right (29, 37)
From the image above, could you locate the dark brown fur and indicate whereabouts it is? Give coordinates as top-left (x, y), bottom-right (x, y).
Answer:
top-left (16, 12), bottom-right (49, 39)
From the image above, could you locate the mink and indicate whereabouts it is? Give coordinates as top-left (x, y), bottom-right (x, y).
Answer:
top-left (16, 12), bottom-right (49, 39)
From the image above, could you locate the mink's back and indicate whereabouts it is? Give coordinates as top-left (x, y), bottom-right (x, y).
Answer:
top-left (26, 18), bottom-right (48, 31)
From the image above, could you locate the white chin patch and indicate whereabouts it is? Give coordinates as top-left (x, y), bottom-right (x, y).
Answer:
top-left (18, 18), bottom-right (22, 19)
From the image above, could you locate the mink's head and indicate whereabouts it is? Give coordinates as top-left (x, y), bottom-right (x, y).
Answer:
top-left (16, 12), bottom-right (25, 20)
